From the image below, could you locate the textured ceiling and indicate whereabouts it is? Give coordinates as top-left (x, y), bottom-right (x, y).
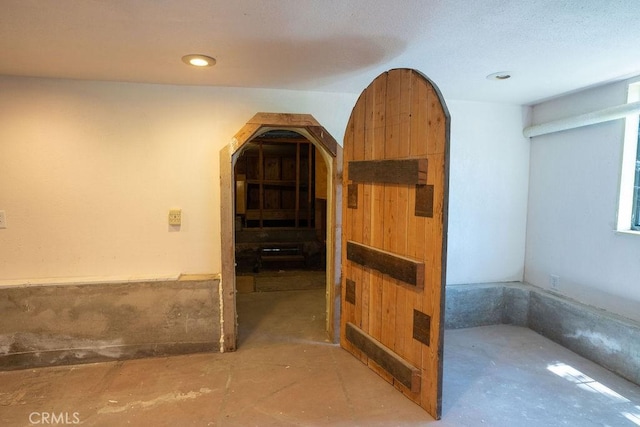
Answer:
top-left (2, 0), bottom-right (640, 105)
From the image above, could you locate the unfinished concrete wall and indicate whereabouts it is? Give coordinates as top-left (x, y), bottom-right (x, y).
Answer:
top-left (0, 275), bottom-right (220, 370)
top-left (446, 282), bottom-right (640, 386)
top-left (528, 291), bottom-right (640, 386)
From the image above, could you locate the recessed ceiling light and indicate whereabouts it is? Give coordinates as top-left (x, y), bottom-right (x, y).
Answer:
top-left (182, 54), bottom-right (216, 67)
top-left (486, 71), bottom-right (512, 81)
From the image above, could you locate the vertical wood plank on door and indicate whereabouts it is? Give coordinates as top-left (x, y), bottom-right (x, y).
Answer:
top-left (407, 72), bottom-right (429, 373)
top-left (368, 72), bottom-right (387, 343)
top-left (421, 153), bottom-right (445, 415)
top-left (426, 84), bottom-right (447, 156)
top-left (393, 70), bottom-right (417, 399)
top-left (411, 74), bottom-right (429, 158)
top-left (368, 72), bottom-right (392, 382)
top-left (381, 70), bottom-right (401, 355)
top-left (360, 84), bottom-right (375, 335)
top-left (341, 113), bottom-right (360, 359)
top-left (420, 78), bottom-right (447, 414)
top-left (405, 185), bottom-right (425, 370)
top-left (351, 92), bottom-right (366, 344)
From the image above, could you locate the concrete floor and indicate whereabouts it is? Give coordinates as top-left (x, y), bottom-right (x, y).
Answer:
top-left (2, 288), bottom-right (640, 426)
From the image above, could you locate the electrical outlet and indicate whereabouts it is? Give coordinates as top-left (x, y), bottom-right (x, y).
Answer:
top-left (550, 274), bottom-right (560, 289)
top-left (168, 209), bottom-right (182, 226)
top-left (0, 211), bottom-right (6, 229)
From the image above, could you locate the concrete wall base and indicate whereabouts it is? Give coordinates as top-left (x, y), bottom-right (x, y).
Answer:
top-left (0, 275), bottom-right (221, 370)
top-left (3, 277), bottom-right (637, 389)
top-left (446, 282), bottom-right (640, 386)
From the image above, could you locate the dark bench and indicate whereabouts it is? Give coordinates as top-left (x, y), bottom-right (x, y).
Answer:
top-left (256, 243), bottom-right (308, 271)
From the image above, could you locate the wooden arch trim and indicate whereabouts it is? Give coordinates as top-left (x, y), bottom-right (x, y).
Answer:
top-left (233, 113), bottom-right (338, 156)
top-left (220, 112), bottom-right (340, 352)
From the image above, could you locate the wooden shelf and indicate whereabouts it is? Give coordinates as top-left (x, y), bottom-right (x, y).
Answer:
top-left (235, 139), bottom-right (315, 229)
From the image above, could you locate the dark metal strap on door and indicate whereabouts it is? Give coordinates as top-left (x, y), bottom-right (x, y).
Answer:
top-left (415, 185), bottom-right (434, 218)
top-left (348, 159), bottom-right (427, 185)
top-left (346, 159), bottom-right (433, 217)
top-left (346, 241), bottom-right (424, 288)
top-left (413, 309), bottom-right (431, 346)
top-left (347, 184), bottom-right (358, 209)
top-left (345, 322), bottom-right (421, 393)
top-left (345, 279), bottom-right (356, 305)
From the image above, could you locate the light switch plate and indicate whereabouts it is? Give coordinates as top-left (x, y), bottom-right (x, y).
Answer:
top-left (168, 209), bottom-right (182, 226)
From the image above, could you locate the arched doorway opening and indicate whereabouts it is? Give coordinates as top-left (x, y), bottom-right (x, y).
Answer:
top-left (219, 113), bottom-right (342, 351)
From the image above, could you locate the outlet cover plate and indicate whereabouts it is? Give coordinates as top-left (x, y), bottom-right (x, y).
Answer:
top-left (168, 209), bottom-right (182, 226)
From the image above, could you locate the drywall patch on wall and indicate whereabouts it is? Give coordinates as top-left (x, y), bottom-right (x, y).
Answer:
top-left (0, 276), bottom-right (220, 370)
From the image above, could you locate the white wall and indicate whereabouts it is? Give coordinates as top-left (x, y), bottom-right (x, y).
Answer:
top-left (446, 101), bottom-right (531, 284)
top-left (0, 76), bottom-right (356, 282)
top-left (0, 75), bottom-right (529, 286)
top-left (525, 78), bottom-right (640, 321)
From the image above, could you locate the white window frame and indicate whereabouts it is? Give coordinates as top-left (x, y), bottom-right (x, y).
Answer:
top-left (617, 81), bottom-right (640, 233)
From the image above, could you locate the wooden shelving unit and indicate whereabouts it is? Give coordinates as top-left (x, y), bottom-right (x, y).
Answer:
top-left (235, 136), bottom-right (315, 229)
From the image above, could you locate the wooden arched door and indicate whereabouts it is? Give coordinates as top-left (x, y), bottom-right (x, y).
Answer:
top-left (340, 68), bottom-right (450, 418)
